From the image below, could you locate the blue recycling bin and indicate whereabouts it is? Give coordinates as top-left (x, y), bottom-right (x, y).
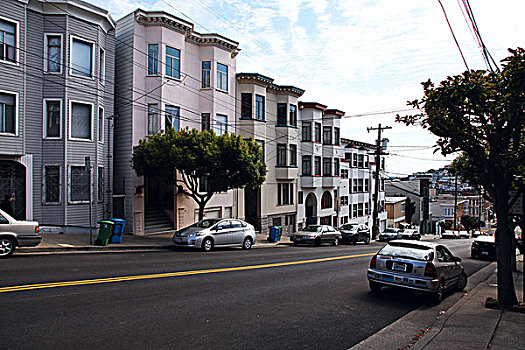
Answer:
top-left (109, 218), bottom-right (126, 243)
top-left (268, 226), bottom-right (281, 243)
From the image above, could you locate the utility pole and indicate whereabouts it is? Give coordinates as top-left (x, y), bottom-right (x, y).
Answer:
top-left (454, 174), bottom-right (458, 233)
top-left (367, 124), bottom-right (391, 239)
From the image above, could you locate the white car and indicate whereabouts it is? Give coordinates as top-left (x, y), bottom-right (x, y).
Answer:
top-left (441, 230), bottom-right (459, 239)
top-left (0, 209), bottom-right (41, 258)
top-left (458, 231), bottom-right (470, 239)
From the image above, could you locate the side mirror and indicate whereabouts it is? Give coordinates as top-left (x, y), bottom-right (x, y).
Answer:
top-left (454, 257), bottom-right (462, 262)
top-left (214, 226), bottom-right (222, 231)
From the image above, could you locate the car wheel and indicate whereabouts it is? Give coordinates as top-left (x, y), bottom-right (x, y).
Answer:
top-left (364, 237), bottom-right (370, 245)
top-left (202, 238), bottom-right (214, 252)
top-left (333, 237), bottom-right (339, 246)
top-left (242, 237), bottom-right (253, 250)
top-left (0, 237), bottom-right (16, 258)
top-left (314, 237), bottom-right (321, 246)
top-left (456, 271), bottom-right (468, 291)
top-left (293, 241), bottom-right (299, 246)
top-left (431, 280), bottom-right (445, 305)
top-left (369, 281), bottom-right (382, 292)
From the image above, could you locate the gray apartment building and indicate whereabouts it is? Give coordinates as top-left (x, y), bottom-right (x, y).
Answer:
top-left (0, 0), bottom-right (115, 231)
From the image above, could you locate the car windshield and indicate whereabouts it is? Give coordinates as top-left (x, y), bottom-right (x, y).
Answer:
top-left (378, 243), bottom-right (434, 261)
top-left (191, 219), bottom-right (221, 228)
top-left (340, 224), bottom-right (357, 230)
top-left (384, 228), bottom-right (397, 233)
top-left (301, 226), bottom-right (321, 232)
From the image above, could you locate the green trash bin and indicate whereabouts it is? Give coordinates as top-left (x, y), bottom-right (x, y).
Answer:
top-left (96, 220), bottom-right (115, 246)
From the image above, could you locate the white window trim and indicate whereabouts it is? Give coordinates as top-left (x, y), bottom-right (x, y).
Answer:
top-left (165, 45), bottom-right (181, 81)
top-left (43, 33), bottom-right (63, 74)
top-left (216, 62), bottom-right (228, 93)
top-left (0, 15), bottom-right (19, 66)
top-left (147, 43), bottom-right (160, 77)
top-left (201, 60), bottom-right (211, 89)
top-left (68, 164), bottom-right (91, 204)
top-left (99, 47), bottom-right (105, 85)
top-left (68, 99), bottom-right (94, 142)
top-left (0, 89), bottom-right (18, 136)
top-left (98, 105), bottom-right (104, 143)
top-left (43, 98), bottom-right (62, 139)
top-left (69, 35), bottom-right (95, 79)
top-left (42, 164), bottom-right (62, 204)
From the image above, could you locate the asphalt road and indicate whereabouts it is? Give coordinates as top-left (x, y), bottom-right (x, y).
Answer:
top-left (1, 238), bottom-right (490, 349)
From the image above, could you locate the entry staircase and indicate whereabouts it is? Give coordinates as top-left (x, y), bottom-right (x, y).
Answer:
top-left (145, 207), bottom-right (174, 235)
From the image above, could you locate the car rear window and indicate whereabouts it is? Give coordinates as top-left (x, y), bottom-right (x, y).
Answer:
top-left (378, 243), bottom-right (434, 261)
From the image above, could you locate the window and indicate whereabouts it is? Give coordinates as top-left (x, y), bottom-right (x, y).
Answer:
top-left (334, 159), bottom-right (340, 176)
top-left (199, 176), bottom-right (209, 193)
top-left (323, 126), bottom-right (332, 145)
top-left (334, 127), bottom-right (340, 145)
top-left (99, 48), bottom-right (105, 83)
top-left (70, 101), bottom-right (92, 140)
top-left (289, 144), bottom-right (297, 166)
top-left (255, 95), bottom-right (265, 121)
top-left (201, 61), bottom-right (211, 88)
top-left (352, 204), bottom-right (357, 218)
top-left (314, 123), bottom-right (321, 142)
top-left (165, 105), bottom-right (180, 131)
top-left (98, 166), bottom-right (104, 202)
top-left (353, 153), bottom-right (357, 167)
top-left (365, 202), bottom-right (369, 215)
top-left (70, 166), bottom-right (89, 202)
top-left (365, 179), bottom-right (369, 192)
top-left (147, 104), bottom-right (159, 135)
top-left (323, 157), bottom-right (331, 176)
top-left (165, 46), bottom-right (180, 79)
top-left (302, 122), bottom-right (311, 141)
top-left (298, 191), bottom-right (303, 204)
top-left (0, 19), bottom-right (16, 63)
top-left (358, 203), bottom-right (363, 216)
top-left (302, 156), bottom-right (312, 175)
top-left (365, 155), bottom-right (369, 168)
top-left (289, 104), bottom-right (297, 127)
top-left (44, 99), bottom-right (61, 138)
top-left (358, 154), bottom-right (364, 168)
top-left (201, 113), bottom-right (210, 131)
top-left (401, 202), bottom-right (406, 213)
top-left (44, 166), bottom-right (60, 203)
top-left (353, 179), bottom-right (358, 192)
top-left (277, 144), bottom-right (286, 166)
top-left (215, 114), bottom-right (227, 135)
top-left (71, 37), bottom-right (93, 77)
top-left (217, 63), bottom-right (228, 91)
top-left (277, 103), bottom-right (287, 125)
top-left (255, 139), bottom-right (265, 162)
top-left (315, 156), bottom-right (321, 176)
top-left (147, 44), bottom-right (158, 75)
top-left (241, 93), bottom-right (252, 118)
top-left (98, 107), bottom-right (104, 142)
top-left (278, 183), bottom-right (293, 205)
top-left (358, 179), bottom-right (364, 192)
top-left (45, 34), bottom-right (61, 73)
top-left (321, 191), bottom-right (332, 209)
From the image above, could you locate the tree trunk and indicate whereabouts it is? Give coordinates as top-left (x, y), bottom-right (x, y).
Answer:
top-left (494, 182), bottom-right (518, 306)
top-left (198, 203), bottom-right (205, 221)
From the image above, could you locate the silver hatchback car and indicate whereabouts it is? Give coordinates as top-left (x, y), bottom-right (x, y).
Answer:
top-left (173, 218), bottom-right (256, 252)
top-left (367, 240), bottom-right (467, 304)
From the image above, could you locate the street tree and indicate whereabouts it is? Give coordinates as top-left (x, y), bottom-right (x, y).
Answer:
top-left (397, 48), bottom-right (525, 306)
top-left (405, 197), bottom-right (416, 224)
top-left (132, 129), bottom-right (267, 221)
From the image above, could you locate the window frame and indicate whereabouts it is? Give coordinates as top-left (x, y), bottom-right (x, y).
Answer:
top-left (216, 62), bottom-right (228, 92)
top-left (276, 103), bottom-right (287, 125)
top-left (164, 105), bottom-right (180, 131)
top-left (147, 43), bottom-right (159, 76)
top-left (69, 165), bottom-right (90, 204)
top-left (323, 157), bottom-right (332, 176)
top-left (241, 93), bottom-right (252, 118)
top-left (302, 122), bottom-right (311, 141)
top-left (321, 191), bottom-right (332, 209)
top-left (201, 113), bottom-right (210, 131)
top-left (98, 166), bottom-right (104, 202)
top-left (277, 144), bottom-right (287, 166)
top-left (255, 139), bottom-right (265, 162)
top-left (44, 33), bottom-right (62, 74)
top-left (43, 98), bottom-right (62, 139)
top-left (314, 156), bottom-right (321, 176)
top-left (0, 89), bottom-right (18, 136)
top-left (215, 113), bottom-right (227, 136)
top-left (98, 106), bottom-right (104, 143)
top-left (43, 165), bottom-right (61, 204)
top-left (68, 100), bottom-right (93, 141)
top-left (201, 61), bottom-right (211, 89)
top-left (165, 45), bottom-right (181, 79)
top-left (323, 126), bottom-right (332, 145)
top-left (302, 155), bottom-right (312, 176)
top-left (289, 104), bottom-right (297, 127)
top-left (99, 47), bottom-right (105, 85)
top-left (289, 144), bottom-right (297, 166)
top-left (314, 123), bottom-right (321, 142)
top-left (255, 94), bottom-right (265, 121)
top-left (0, 16), bottom-right (19, 65)
top-left (69, 35), bottom-right (95, 79)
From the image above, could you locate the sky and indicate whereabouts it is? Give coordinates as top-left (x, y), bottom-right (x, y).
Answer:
top-left (92, 0), bottom-right (525, 177)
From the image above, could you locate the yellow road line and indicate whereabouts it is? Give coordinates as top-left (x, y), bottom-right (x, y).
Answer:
top-left (0, 252), bottom-right (375, 294)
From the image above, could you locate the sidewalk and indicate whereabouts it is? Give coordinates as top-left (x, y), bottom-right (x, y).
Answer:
top-left (16, 232), bottom-right (291, 254)
top-left (353, 257), bottom-right (525, 350)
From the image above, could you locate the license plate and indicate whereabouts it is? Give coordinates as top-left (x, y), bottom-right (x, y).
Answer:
top-left (393, 262), bottom-right (406, 272)
top-left (482, 251), bottom-right (489, 255)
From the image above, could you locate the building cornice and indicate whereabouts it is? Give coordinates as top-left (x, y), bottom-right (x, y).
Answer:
top-left (341, 138), bottom-right (375, 150)
top-left (298, 102), bottom-right (327, 111)
top-left (324, 109), bottom-right (345, 117)
top-left (237, 73), bottom-right (304, 97)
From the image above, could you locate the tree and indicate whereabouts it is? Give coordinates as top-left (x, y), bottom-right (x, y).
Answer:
top-left (397, 48), bottom-right (525, 306)
top-left (132, 129), bottom-right (267, 221)
top-left (460, 215), bottom-right (479, 232)
top-left (405, 197), bottom-right (416, 224)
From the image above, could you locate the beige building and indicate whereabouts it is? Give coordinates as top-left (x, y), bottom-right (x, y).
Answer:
top-left (385, 196), bottom-right (407, 228)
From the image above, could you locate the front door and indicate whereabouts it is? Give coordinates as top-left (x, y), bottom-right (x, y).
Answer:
top-left (0, 161), bottom-right (26, 220)
top-left (212, 220), bottom-right (233, 246)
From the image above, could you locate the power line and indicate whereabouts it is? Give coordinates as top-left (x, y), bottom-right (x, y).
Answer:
top-left (437, 0), bottom-right (470, 71)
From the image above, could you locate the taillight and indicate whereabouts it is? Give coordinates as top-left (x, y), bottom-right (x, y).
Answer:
top-left (424, 262), bottom-right (437, 277)
top-left (35, 226), bottom-right (39, 233)
top-left (370, 255), bottom-right (377, 269)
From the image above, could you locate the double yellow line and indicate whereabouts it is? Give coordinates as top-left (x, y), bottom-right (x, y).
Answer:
top-left (0, 252), bottom-right (375, 294)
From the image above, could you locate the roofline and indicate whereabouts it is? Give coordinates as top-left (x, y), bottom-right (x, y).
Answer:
top-left (299, 102), bottom-right (327, 111)
top-left (237, 73), bottom-right (305, 97)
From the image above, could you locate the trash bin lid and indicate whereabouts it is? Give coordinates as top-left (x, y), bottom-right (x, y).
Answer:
top-left (98, 220), bottom-right (114, 225)
top-left (109, 218), bottom-right (126, 223)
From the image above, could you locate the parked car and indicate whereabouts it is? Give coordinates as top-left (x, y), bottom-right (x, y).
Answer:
top-left (367, 240), bottom-right (467, 304)
top-left (398, 229), bottom-right (421, 240)
top-left (0, 208), bottom-right (41, 258)
top-left (471, 235), bottom-right (496, 260)
top-left (338, 223), bottom-right (370, 244)
top-left (291, 225), bottom-right (341, 246)
top-left (378, 228), bottom-right (401, 242)
top-left (172, 218), bottom-right (256, 252)
top-left (458, 230), bottom-right (470, 239)
top-left (441, 230), bottom-right (459, 239)
top-left (471, 230), bottom-right (485, 238)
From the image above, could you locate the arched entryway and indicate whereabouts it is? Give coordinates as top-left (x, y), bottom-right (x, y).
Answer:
top-left (305, 192), bottom-right (317, 225)
top-left (0, 160), bottom-right (26, 219)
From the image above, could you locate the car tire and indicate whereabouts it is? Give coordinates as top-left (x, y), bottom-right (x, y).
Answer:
top-left (202, 238), bottom-right (214, 252)
top-left (431, 280), bottom-right (445, 305)
top-left (242, 237), bottom-right (253, 250)
top-left (364, 237), bottom-right (370, 245)
top-left (293, 241), bottom-right (299, 246)
top-left (333, 237), bottom-right (339, 246)
top-left (369, 281), bottom-right (382, 292)
top-left (456, 271), bottom-right (468, 291)
top-left (314, 237), bottom-right (321, 246)
top-left (0, 237), bottom-right (16, 258)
